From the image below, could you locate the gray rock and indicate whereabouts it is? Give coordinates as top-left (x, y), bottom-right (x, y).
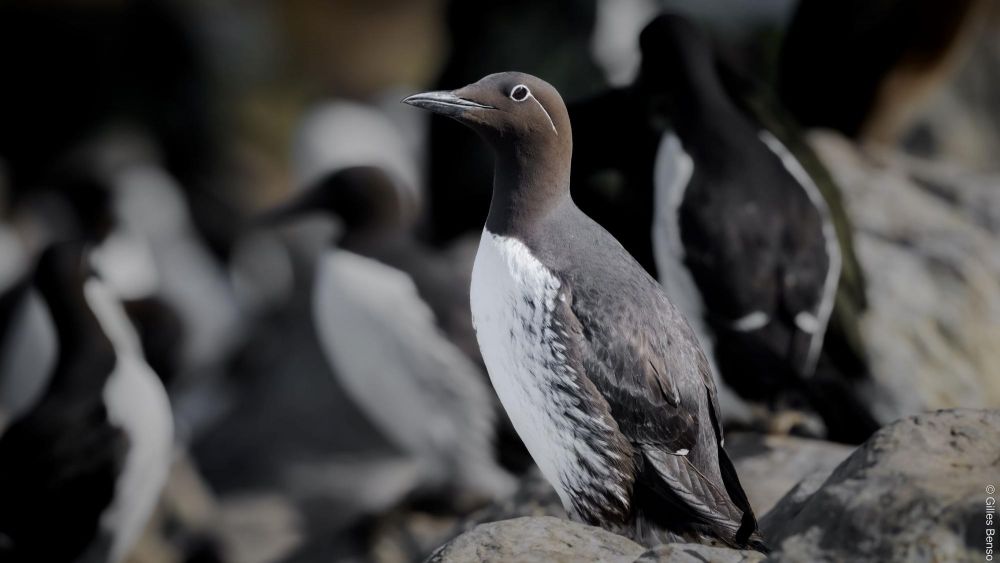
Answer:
top-left (353, 470), bottom-right (564, 563)
top-left (635, 542), bottom-right (765, 563)
top-left (427, 516), bottom-right (645, 563)
top-left (725, 433), bottom-right (853, 515)
top-left (811, 132), bottom-right (1000, 420)
top-left (762, 408), bottom-right (1000, 562)
top-left (459, 468), bottom-right (566, 526)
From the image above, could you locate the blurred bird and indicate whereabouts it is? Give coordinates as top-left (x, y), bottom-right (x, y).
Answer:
top-left (0, 264), bottom-right (56, 433)
top-left (404, 72), bottom-right (763, 549)
top-left (16, 137), bottom-right (244, 438)
top-left (264, 163), bottom-right (517, 507)
top-left (0, 243), bottom-right (173, 563)
top-left (571, 14), bottom-right (881, 443)
top-left (0, 219), bottom-right (53, 432)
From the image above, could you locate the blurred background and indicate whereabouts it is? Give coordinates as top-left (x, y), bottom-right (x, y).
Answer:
top-left (0, 1), bottom-right (998, 562)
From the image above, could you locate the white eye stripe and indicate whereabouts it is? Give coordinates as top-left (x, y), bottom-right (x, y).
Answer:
top-left (530, 95), bottom-right (558, 136)
top-left (509, 84), bottom-right (558, 136)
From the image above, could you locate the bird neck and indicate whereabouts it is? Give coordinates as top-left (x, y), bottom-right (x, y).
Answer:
top-left (33, 248), bottom-right (117, 392)
top-left (662, 50), bottom-right (744, 133)
top-left (485, 141), bottom-right (572, 236)
top-left (337, 224), bottom-right (407, 254)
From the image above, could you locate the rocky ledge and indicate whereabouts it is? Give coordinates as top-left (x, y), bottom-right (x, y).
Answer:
top-left (428, 409), bottom-right (999, 562)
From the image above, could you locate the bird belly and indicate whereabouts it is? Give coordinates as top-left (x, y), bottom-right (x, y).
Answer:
top-left (312, 250), bottom-right (500, 486)
top-left (0, 289), bottom-right (57, 429)
top-left (651, 131), bottom-right (715, 367)
top-left (471, 230), bottom-right (627, 516)
top-left (84, 279), bottom-right (174, 563)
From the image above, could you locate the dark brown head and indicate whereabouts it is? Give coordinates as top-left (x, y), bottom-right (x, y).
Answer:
top-left (403, 72), bottom-right (573, 232)
top-left (638, 14), bottom-right (715, 98)
top-left (636, 13), bottom-right (739, 131)
top-left (403, 72), bottom-right (570, 158)
top-left (262, 165), bottom-right (420, 237)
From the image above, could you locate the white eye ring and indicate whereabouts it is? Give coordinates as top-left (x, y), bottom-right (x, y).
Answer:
top-left (510, 84), bottom-right (530, 102)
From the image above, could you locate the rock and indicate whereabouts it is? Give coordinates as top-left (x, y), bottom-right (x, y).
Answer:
top-left (341, 470), bottom-right (563, 563)
top-left (216, 493), bottom-right (304, 563)
top-left (635, 542), bottom-right (766, 563)
top-left (725, 433), bottom-right (853, 515)
top-left (811, 131), bottom-right (1000, 420)
top-left (460, 468), bottom-right (566, 525)
top-left (427, 516), bottom-right (644, 563)
top-left (762, 408), bottom-right (999, 562)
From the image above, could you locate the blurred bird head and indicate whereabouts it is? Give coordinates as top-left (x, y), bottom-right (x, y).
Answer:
top-left (403, 72), bottom-right (570, 154)
top-left (637, 14), bottom-right (714, 102)
top-left (262, 165), bottom-right (420, 239)
top-left (42, 164), bottom-right (116, 245)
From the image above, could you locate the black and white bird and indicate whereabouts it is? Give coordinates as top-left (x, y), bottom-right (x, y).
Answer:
top-left (571, 14), bottom-right (881, 443)
top-left (16, 140), bottom-right (242, 438)
top-left (0, 225), bottom-right (53, 432)
top-left (0, 243), bottom-right (173, 563)
top-left (265, 163), bottom-right (517, 506)
top-left (645, 15), bottom-right (839, 385)
top-left (403, 72), bottom-right (763, 549)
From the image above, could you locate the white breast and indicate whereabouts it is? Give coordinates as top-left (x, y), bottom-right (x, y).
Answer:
top-left (471, 230), bottom-right (627, 513)
top-left (651, 132), bottom-right (715, 361)
top-left (313, 250), bottom-right (509, 495)
top-left (83, 279), bottom-right (173, 563)
top-left (0, 289), bottom-right (57, 431)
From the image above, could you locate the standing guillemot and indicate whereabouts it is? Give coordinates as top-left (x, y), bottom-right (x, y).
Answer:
top-left (636, 15), bottom-right (881, 442)
top-left (0, 243), bottom-right (173, 563)
top-left (403, 72), bottom-right (764, 549)
top-left (570, 14), bottom-right (881, 443)
top-left (264, 165), bottom-right (517, 506)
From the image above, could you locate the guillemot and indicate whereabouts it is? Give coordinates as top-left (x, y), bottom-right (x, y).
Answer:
top-left (640, 15), bottom-right (880, 442)
top-left (404, 72), bottom-right (763, 549)
top-left (0, 243), bottom-right (173, 562)
top-left (265, 164), bottom-right (517, 506)
top-left (570, 14), bottom-right (881, 443)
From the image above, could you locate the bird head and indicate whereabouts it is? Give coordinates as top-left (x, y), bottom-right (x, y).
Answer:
top-left (638, 14), bottom-right (713, 98)
top-left (261, 165), bottom-right (420, 236)
top-left (403, 72), bottom-right (570, 154)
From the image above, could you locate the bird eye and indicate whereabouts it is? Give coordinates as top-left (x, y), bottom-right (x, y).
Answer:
top-left (510, 85), bottom-right (530, 102)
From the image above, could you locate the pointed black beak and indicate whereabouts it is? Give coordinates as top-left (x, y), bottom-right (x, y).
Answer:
top-left (401, 90), bottom-right (495, 118)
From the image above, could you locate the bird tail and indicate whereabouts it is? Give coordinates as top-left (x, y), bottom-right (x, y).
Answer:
top-left (639, 448), bottom-right (767, 552)
top-left (716, 446), bottom-right (769, 552)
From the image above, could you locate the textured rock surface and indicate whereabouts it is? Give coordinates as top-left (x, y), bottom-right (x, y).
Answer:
top-left (811, 131), bottom-right (1000, 419)
top-left (725, 433), bottom-right (853, 515)
top-left (317, 469), bottom-right (564, 563)
top-left (427, 516), bottom-right (644, 563)
top-left (635, 542), bottom-right (766, 563)
top-left (762, 408), bottom-right (1000, 562)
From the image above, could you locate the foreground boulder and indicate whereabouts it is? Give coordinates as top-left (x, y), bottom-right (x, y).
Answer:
top-left (427, 516), bottom-right (644, 563)
top-left (636, 543), bottom-right (765, 562)
top-left (763, 408), bottom-right (999, 561)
